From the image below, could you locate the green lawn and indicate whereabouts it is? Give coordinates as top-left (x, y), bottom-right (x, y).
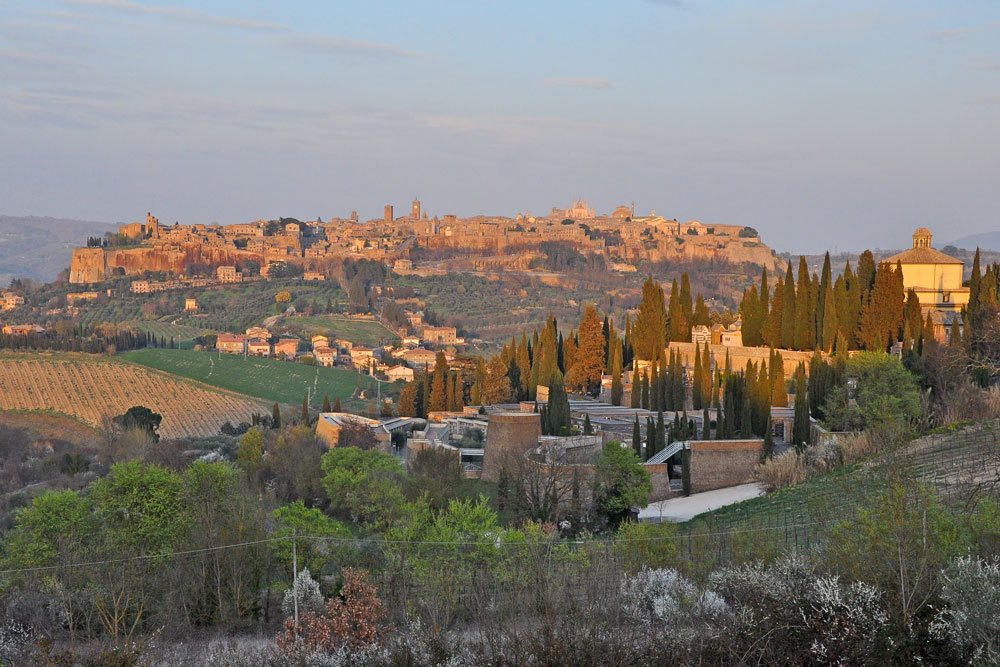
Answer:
top-left (282, 316), bottom-right (399, 347)
top-left (121, 348), bottom-right (380, 406)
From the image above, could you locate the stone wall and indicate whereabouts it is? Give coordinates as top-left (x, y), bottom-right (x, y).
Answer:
top-left (689, 439), bottom-right (762, 493)
top-left (668, 342), bottom-right (820, 376)
top-left (69, 248), bottom-right (107, 283)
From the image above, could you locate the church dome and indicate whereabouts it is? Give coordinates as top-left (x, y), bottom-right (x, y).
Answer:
top-left (913, 227), bottom-right (932, 237)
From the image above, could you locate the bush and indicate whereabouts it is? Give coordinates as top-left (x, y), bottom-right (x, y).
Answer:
top-left (754, 449), bottom-right (809, 491)
top-left (930, 555), bottom-right (1000, 664)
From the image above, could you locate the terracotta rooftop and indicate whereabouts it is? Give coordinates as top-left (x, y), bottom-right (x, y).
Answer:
top-left (882, 246), bottom-right (963, 265)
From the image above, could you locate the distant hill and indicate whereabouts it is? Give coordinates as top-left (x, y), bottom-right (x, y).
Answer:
top-left (0, 215), bottom-right (114, 285)
top-left (941, 231), bottom-right (1000, 252)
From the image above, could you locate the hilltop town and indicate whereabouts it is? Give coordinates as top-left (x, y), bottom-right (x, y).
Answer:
top-left (67, 200), bottom-right (778, 285)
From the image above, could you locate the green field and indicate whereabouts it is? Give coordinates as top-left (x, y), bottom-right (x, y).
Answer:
top-left (282, 316), bottom-right (398, 347)
top-left (121, 348), bottom-right (380, 406)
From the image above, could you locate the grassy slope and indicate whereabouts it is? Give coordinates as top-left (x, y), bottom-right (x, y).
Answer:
top-left (121, 348), bottom-right (379, 406)
top-left (283, 316), bottom-right (398, 347)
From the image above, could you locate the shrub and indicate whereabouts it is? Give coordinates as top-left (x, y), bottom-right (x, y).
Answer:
top-left (281, 568), bottom-right (325, 619)
top-left (930, 555), bottom-right (1000, 664)
top-left (754, 449), bottom-right (809, 491)
top-left (620, 568), bottom-right (729, 626)
top-left (276, 568), bottom-right (385, 655)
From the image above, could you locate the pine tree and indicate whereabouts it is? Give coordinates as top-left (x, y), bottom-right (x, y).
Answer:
top-left (322, 395), bottom-right (331, 413)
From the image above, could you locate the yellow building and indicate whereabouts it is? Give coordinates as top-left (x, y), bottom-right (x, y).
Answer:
top-left (883, 228), bottom-right (968, 315)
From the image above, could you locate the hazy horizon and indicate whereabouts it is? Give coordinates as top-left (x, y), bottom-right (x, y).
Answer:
top-left (2, 0), bottom-right (999, 254)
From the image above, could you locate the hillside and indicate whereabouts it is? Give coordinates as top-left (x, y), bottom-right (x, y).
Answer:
top-left (0, 353), bottom-right (271, 439)
top-left (942, 231), bottom-right (1000, 252)
top-left (121, 348), bottom-right (381, 406)
top-left (0, 215), bottom-right (113, 284)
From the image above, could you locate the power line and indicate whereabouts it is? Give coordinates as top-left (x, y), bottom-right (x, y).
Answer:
top-left (0, 520), bottom-right (834, 577)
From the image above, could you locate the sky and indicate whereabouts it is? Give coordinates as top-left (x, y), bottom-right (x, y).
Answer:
top-left (1, 0), bottom-right (998, 253)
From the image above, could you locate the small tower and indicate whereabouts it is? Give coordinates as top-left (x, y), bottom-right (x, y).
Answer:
top-left (384, 204), bottom-right (393, 223)
top-left (411, 199), bottom-right (421, 220)
top-left (913, 227), bottom-right (933, 249)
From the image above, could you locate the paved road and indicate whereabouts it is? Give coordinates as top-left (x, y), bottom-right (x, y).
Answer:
top-left (637, 483), bottom-right (763, 522)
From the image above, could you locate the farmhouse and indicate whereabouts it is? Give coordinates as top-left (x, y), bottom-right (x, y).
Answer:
top-left (217, 333), bottom-right (247, 354)
top-left (247, 339), bottom-right (272, 357)
top-left (386, 365), bottom-right (415, 382)
top-left (274, 338), bottom-right (299, 360)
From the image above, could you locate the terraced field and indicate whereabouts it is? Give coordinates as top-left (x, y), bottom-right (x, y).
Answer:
top-left (0, 354), bottom-right (271, 438)
top-left (121, 348), bottom-right (379, 405)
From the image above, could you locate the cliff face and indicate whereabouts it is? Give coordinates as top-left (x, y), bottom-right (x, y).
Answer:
top-left (69, 244), bottom-right (263, 283)
top-left (69, 248), bottom-right (107, 283)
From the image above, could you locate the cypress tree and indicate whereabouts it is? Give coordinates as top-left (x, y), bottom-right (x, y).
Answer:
top-left (793, 257), bottom-right (811, 350)
top-left (656, 409), bottom-right (665, 457)
top-left (322, 395), bottom-right (331, 412)
top-left (630, 364), bottom-right (641, 408)
top-left (641, 370), bottom-right (650, 410)
top-left (792, 364), bottom-right (809, 451)
top-left (701, 341), bottom-right (712, 408)
top-left (781, 262), bottom-right (796, 350)
top-left (610, 343), bottom-right (623, 406)
top-left (650, 360), bottom-right (661, 412)
top-left (970, 247), bottom-right (982, 314)
top-left (333, 396), bottom-right (341, 412)
top-left (583, 413), bottom-right (593, 435)
top-left (692, 344), bottom-right (703, 410)
top-left (632, 416), bottom-right (641, 457)
top-left (821, 279), bottom-right (837, 352)
top-left (702, 406), bottom-right (710, 440)
top-left (761, 416), bottom-right (774, 462)
top-left (272, 403), bottom-right (281, 429)
top-left (646, 416), bottom-right (656, 460)
top-left (301, 395), bottom-right (309, 423)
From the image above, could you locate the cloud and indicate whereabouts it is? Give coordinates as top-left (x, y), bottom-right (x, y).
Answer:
top-left (276, 34), bottom-right (420, 59)
top-left (928, 27), bottom-right (977, 40)
top-left (65, 0), bottom-right (289, 32)
top-left (545, 78), bottom-right (616, 89)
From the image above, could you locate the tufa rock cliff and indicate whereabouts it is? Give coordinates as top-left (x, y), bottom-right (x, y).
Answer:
top-left (69, 244), bottom-right (263, 284)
